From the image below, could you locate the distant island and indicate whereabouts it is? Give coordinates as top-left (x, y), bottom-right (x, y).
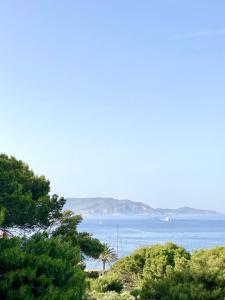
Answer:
top-left (65, 197), bottom-right (218, 217)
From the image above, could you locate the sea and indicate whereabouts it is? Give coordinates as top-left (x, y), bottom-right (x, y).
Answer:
top-left (78, 216), bottom-right (225, 269)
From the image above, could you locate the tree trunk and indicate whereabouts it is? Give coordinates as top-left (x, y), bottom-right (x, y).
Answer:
top-left (103, 261), bottom-right (106, 271)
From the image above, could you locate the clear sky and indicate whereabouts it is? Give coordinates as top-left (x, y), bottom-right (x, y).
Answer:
top-left (0, 1), bottom-right (225, 211)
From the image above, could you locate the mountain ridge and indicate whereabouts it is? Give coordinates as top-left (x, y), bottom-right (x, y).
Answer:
top-left (65, 197), bottom-right (218, 216)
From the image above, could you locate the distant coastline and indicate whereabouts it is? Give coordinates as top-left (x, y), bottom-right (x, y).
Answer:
top-left (65, 197), bottom-right (218, 217)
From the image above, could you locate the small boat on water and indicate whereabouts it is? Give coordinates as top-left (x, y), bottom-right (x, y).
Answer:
top-left (164, 216), bottom-right (171, 222)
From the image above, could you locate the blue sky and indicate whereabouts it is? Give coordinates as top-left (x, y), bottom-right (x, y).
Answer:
top-left (0, 1), bottom-right (225, 211)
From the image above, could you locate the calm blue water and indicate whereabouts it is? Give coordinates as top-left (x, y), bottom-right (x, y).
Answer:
top-left (78, 216), bottom-right (225, 268)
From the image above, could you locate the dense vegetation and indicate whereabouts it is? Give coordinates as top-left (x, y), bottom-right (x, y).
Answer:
top-left (0, 234), bottom-right (85, 299)
top-left (0, 154), bottom-right (103, 299)
top-left (0, 154), bottom-right (65, 230)
top-left (1, 154), bottom-right (225, 299)
top-left (92, 242), bottom-right (225, 300)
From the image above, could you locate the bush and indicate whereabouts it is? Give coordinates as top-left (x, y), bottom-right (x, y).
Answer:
top-left (90, 275), bottom-right (123, 293)
top-left (130, 289), bottom-right (141, 299)
top-left (0, 233), bottom-right (85, 300)
top-left (141, 243), bottom-right (191, 300)
top-left (109, 247), bottom-right (147, 289)
top-left (88, 243), bottom-right (225, 300)
top-left (189, 247), bottom-right (225, 299)
top-left (86, 270), bottom-right (100, 279)
top-left (141, 244), bottom-right (225, 300)
top-left (87, 291), bottom-right (135, 300)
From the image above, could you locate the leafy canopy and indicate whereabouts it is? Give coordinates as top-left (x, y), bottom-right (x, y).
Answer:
top-left (99, 243), bottom-right (118, 270)
top-left (110, 247), bottom-right (147, 288)
top-left (0, 153), bottom-right (107, 299)
top-left (0, 233), bottom-right (85, 300)
top-left (0, 154), bottom-right (65, 230)
top-left (90, 275), bottom-right (123, 293)
top-left (108, 242), bottom-right (225, 300)
top-left (52, 210), bottom-right (104, 259)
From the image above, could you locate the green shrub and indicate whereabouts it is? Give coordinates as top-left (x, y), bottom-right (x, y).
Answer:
top-left (141, 244), bottom-right (225, 300)
top-left (86, 270), bottom-right (100, 279)
top-left (109, 247), bottom-right (147, 289)
top-left (87, 290), bottom-right (135, 300)
top-left (89, 243), bottom-right (225, 300)
top-left (0, 233), bottom-right (85, 300)
top-left (90, 275), bottom-right (123, 293)
top-left (130, 289), bottom-right (141, 299)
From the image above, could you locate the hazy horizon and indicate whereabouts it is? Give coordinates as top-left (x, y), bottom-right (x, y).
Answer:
top-left (1, 1), bottom-right (225, 212)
